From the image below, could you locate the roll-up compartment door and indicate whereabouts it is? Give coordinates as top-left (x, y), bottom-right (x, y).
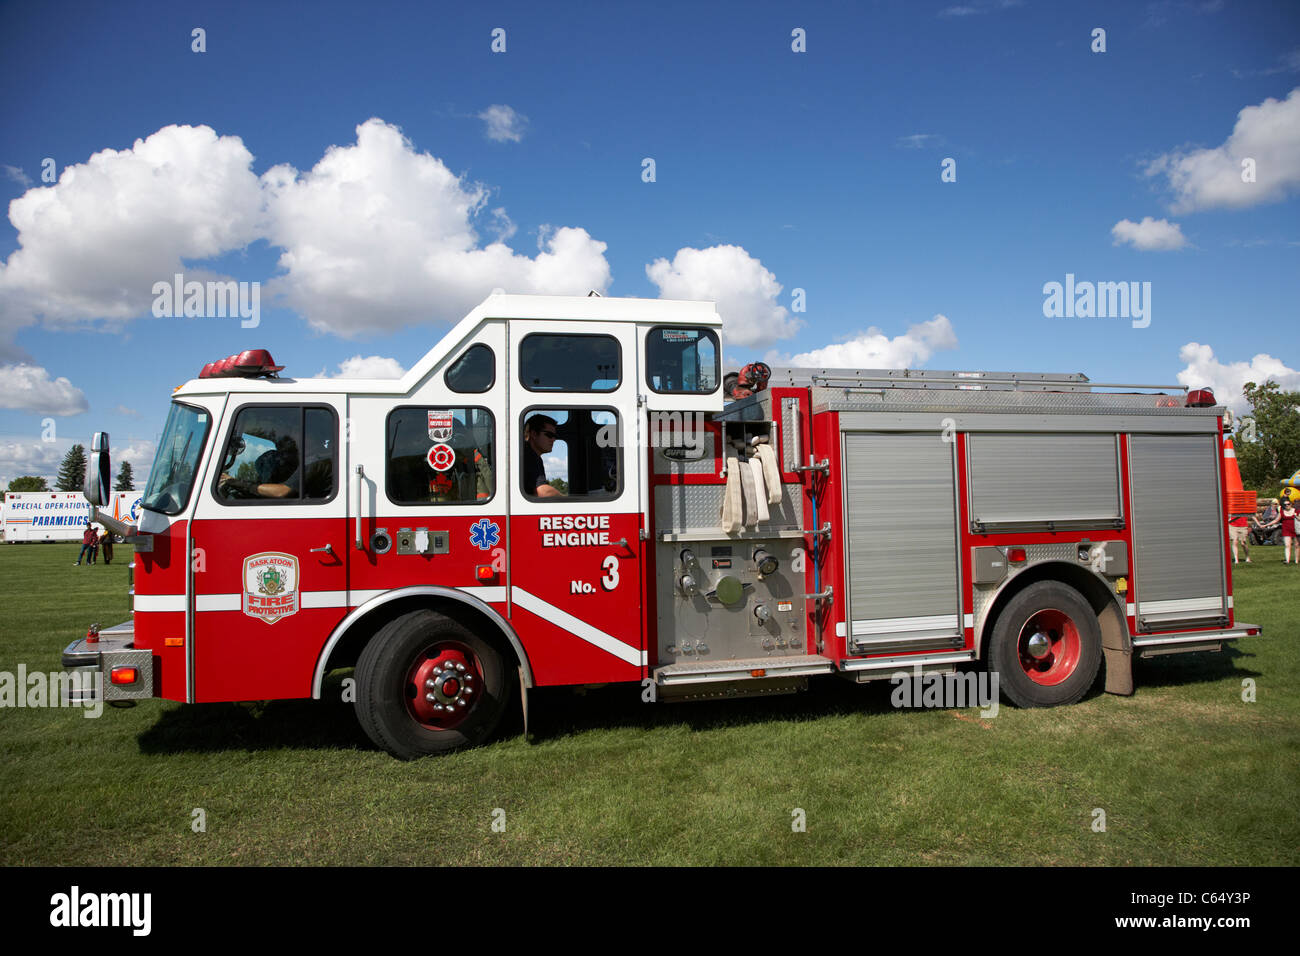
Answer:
top-left (1128, 434), bottom-right (1227, 629)
top-left (842, 432), bottom-right (961, 651)
top-left (967, 433), bottom-right (1121, 530)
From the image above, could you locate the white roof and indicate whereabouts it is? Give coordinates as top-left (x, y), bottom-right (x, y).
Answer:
top-left (174, 292), bottom-right (721, 397)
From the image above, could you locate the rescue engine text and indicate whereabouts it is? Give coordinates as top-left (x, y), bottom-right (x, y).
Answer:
top-left (539, 515), bottom-right (611, 547)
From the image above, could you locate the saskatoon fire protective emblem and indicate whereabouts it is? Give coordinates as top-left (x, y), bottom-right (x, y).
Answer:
top-left (242, 552), bottom-right (300, 624)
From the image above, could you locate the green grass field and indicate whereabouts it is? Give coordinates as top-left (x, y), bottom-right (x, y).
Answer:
top-left (1, 541), bottom-right (1296, 865)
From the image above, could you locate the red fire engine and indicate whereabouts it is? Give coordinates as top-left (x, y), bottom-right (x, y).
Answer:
top-left (64, 294), bottom-right (1260, 758)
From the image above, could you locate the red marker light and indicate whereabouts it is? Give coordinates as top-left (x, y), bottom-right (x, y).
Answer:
top-left (475, 565), bottom-right (496, 581)
top-left (110, 667), bottom-right (138, 685)
top-left (1007, 548), bottom-right (1027, 563)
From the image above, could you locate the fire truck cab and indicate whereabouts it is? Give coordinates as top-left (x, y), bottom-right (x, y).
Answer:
top-left (66, 293), bottom-right (1260, 758)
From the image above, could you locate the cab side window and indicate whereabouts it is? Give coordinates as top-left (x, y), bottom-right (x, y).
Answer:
top-left (387, 407), bottom-right (496, 505)
top-left (215, 406), bottom-right (336, 504)
top-left (521, 407), bottom-right (620, 501)
top-left (445, 344), bottom-right (495, 393)
top-left (645, 327), bottom-right (719, 394)
top-left (519, 334), bottom-right (620, 392)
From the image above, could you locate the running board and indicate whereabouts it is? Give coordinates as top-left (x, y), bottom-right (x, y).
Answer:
top-left (653, 655), bottom-right (833, 702)
top-left (1131, 623), bottom-right (1259, 659)
top-left (837, 650), bottom-right (975, 682)
top-left (655, 654), bottom-right (835, 686)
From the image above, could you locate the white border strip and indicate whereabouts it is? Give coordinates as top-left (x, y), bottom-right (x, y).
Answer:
top-left (1140, 596), bottom-right (1223, 615)
top-left (851, 614), bottom-right (960, 636)
top-left (148, 585), bottom-right (510, 615)
top-left (134, 594), bottom-right (186, 612)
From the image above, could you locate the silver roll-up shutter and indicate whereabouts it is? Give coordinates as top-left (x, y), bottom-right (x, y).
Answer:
top-left (842, 432), bottom-right (960, 648)
top-left (1128, 434), bottom-right (1226, 628)
top-left (967, 433), bottom-right (1120, 528)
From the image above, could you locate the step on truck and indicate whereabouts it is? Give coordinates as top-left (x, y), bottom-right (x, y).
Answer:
top-left (63, 293), bottom-right (1260, 758)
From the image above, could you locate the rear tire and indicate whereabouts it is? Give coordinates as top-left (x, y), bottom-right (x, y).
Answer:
top-left (355, 609), bottom-right (509, 759)
top-left (988, 581), bottom-right (1101, 708)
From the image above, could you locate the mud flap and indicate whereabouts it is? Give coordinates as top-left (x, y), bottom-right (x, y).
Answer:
top-left (1099, 602), bottom-right (1134, 696)
top-left (520, 666), bottom-right (533, 742)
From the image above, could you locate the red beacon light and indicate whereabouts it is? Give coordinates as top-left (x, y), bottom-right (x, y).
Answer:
top-left (233, 349), bottom-right (284, 376)
top-left (1186, 387), bottom-right (1216, 407)
top-left (198, 350), bottom-right (284, 380)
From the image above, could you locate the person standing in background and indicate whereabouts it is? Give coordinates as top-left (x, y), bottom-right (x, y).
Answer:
top-left (1229, 511), bottom-right (1251, 564)
top-left (1282, 498), bottom-right (1298, 565)
top-left (75, 521), bottom-right (95, 566)
top-left (100, 525), bottom-right (114, 565)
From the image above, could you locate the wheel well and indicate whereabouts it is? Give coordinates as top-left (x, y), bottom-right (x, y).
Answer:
top-left (319, 595), bottom-right (528, 688)
top-left (977, 562), bottom-right (1123, 660)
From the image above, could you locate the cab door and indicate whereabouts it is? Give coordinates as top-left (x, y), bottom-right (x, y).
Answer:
top-left (507, 321), bottom-right (644, 686)
top-left (190, 399), bottom-right (349, 701)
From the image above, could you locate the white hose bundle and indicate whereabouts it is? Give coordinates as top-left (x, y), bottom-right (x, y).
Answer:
top-left (748, 457), bottom-right (770, 522)
top-left (739, 457), bottom-right (759, 527)
top-left (753, 443), bottom-right (782, 505)
top-left (722, 453), bottom-right (742, 534)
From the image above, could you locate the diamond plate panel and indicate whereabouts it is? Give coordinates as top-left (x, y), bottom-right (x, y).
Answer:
top-left (781, 397), bottom-right (801, 473)
top-left (655, 483), bottom-right (802, 533)
top-left (652, 428), bottom-right (719, 476)
top-left (811, 385), bottom-right (1211, 416)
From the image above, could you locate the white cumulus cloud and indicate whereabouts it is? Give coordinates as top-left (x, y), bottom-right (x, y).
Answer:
top-left (0, 364), bottom-right (89, 415)
top-left (479, 105), bottom-right (528, 143)
top-left (0, 435), bottom-right (68, 487)
top-left (0, 124), bottom-right (264, 343)
top-left (645, 245), bottom-right (798, 348)
top-left (1176, 342), bottom-right (1300, 415)
top-left (327, 355), bottom-right (407, 379)
top-left (1111, 217), bottom-right (1188, 251)
top-left (772, 315), bottom-right (958, 369)
top-left (0, 118), bottom-right (612, 347)
top-left (1145, 87), bottom-right (1300, 212)
top-left (263, 119), bottom-right (610, 336)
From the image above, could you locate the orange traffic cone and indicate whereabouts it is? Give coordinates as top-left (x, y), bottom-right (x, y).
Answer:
top-left (1222, 437), bottom-right (1256, 516)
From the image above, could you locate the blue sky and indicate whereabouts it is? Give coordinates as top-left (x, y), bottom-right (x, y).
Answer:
top-left (1, 0), bottom-right (1297, 487)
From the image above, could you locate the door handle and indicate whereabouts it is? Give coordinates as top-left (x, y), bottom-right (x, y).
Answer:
top-left (354, 464), bottom-right (365, 550)
top-left (311, 544), bottom-right (335, 557)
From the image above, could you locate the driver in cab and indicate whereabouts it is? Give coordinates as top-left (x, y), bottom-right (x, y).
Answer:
top-left (219, 434), bottom-right (301, 499)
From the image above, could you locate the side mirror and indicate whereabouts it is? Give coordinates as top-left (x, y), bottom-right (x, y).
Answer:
top-left (84, 432), bottom-right (111, 506)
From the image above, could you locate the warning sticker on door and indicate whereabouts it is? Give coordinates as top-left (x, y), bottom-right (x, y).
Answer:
top-left (428, 410), bottom-right (453, 443)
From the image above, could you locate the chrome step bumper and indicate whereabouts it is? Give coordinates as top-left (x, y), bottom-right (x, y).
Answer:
top-left (61, 621), bottom-right (154, 703)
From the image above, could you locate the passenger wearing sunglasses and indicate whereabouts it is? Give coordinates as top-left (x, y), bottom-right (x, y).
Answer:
top-left (523, 414), bottom-right (564, 498)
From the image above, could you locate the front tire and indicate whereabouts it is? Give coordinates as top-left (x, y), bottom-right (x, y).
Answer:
top-left (988, 581), bottom-right (1101, 708)
top-left (355, 609), bottom-right (509, 759)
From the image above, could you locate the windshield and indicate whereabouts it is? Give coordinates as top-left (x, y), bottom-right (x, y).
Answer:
top-left (142, 402), bottom-right (210, 515)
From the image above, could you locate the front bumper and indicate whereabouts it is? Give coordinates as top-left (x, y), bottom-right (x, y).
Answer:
top-left (61, 621), bottom-right (155, 703)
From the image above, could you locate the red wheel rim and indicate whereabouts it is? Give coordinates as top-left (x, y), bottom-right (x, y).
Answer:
top-left (1016, 609), bottom-right (1082, 686)
top-left (404, 642), bottom-right (482, 730)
